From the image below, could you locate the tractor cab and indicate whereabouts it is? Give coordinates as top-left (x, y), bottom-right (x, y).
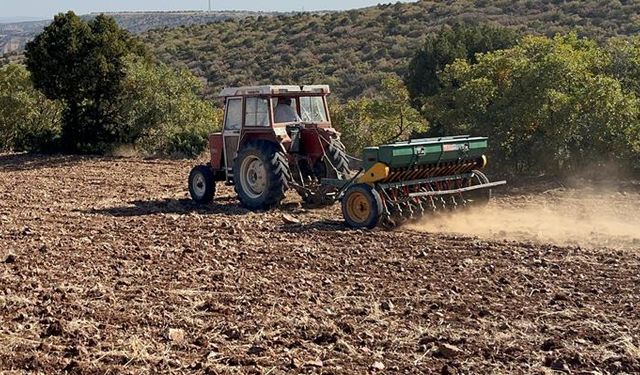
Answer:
top-left (210, 85), bottom-right (335, 184)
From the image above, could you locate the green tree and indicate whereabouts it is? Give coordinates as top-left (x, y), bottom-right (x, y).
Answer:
top-left (0, 64), bottom-right (62, 152)
top-left (427, 34), bottom-right (640, 174)
top-left (25, 12), bottom-right (148, 153)
top-left (332, 75), bottom-right (428, 156)
top-left (405, 23), bottom-right (518, 122)
top-left (605, 36), bottom-right (640, 97)
top-left (119, 57), bottom-right (223, 157)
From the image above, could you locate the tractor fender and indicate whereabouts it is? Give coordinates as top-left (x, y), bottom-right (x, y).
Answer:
top-left (239, 132), bottom-right (286, 154)
top-left (208, 133), bottom-right (224, 170)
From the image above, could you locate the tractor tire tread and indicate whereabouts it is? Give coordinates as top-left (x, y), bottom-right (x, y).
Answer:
top-left (188, 165), bottom-right (216, 204)
top-left (326, 138), bottom-right (351, 178)
top-left (234, 140), bottom-right (290, 210)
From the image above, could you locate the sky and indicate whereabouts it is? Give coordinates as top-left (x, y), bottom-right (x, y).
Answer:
top-left (0, 1), bottom-right (416, 20)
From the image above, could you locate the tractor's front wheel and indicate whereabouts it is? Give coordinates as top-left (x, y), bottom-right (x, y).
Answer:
top-left (234, 141), bottom-right (291, 210)
top-left (342, 184), bottom-right (383, 229)
top-left (189, 165), bottom-right (216, 204)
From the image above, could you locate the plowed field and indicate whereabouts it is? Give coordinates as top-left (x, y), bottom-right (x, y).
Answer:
top-left (1, 154), bottom-right (639, 374)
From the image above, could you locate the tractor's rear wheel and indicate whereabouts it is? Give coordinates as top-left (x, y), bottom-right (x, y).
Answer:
top-left (342, 184), bottom-right (383, 229)
top-left (317, 138), bottom-right (351, 179)
top-left (189, 165), bottom-right (216, 204)
top-left (301, 138), bottom-right (352, 206)
top-left (234, 141), bottom-right (291, 210)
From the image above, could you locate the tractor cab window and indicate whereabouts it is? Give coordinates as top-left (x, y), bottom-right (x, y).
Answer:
top-left (273, 97), bottom-right (301, 124)
top-left (245, 97), bottom-right (270, 127)
top-left (300, 96), bottom-right (328, 123)
top-left (224, 98), bottom-right (242, 130)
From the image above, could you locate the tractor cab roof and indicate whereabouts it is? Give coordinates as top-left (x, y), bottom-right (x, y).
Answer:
top-left (218, 85), bottom-right (330, 98)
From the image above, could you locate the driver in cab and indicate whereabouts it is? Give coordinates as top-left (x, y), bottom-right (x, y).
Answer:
top-left (274, 98), bottom-right (302, 123)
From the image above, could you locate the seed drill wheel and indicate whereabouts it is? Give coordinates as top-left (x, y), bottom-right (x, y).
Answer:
top-left (189, 165), bottom-right (216, 204)
top-left (234, 140), bottom-right (291, 210)
top-left (342, 184), bottom-right (383, 229)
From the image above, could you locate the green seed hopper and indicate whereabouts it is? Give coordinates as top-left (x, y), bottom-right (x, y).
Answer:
top-left (362, 135), bottom-right (488, 170)
top-left (324, 135), bottom-right (506, 229)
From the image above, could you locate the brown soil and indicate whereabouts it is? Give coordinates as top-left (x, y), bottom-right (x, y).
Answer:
top-left (1, 154), bottom-right (639, 374)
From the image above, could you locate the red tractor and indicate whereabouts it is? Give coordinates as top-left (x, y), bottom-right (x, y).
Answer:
top-left (188, 85), bottom-right (351, 210)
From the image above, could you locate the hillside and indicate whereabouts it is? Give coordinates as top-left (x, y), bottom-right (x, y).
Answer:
top-left (0, 11), bottom-right (284, 55)
top-left (0, 20), bottom-right (49, 55)
top-left (4, 1), bottom-right (640, 98)
top-left (142, 0), bottom-right (640, 99)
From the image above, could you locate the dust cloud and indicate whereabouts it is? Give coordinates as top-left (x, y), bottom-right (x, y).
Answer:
top-left (408, 187), bottom-right (640, 250)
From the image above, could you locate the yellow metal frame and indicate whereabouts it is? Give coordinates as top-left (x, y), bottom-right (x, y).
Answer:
top-left (345, 191), bottom-right (371, 224)
top-left (357, 162), bottom-right (390, 184)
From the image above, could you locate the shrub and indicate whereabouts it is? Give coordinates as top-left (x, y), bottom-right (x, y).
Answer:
top-left (0, 64), bottom-right (62, 153)
top-left (405, 23), bottom-right (518, 107)
top-left (425, 34), bottom-right (640, 175)
top-left (332, 75), bottom-right (428, 156)
top-left (119, 58), bottom-right (223, 157)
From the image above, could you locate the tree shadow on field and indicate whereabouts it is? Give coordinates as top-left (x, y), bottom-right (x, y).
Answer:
top-left (87, 197), bottom-right (255, 217)
top-left (0, 153), bottom-right (87, 172)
